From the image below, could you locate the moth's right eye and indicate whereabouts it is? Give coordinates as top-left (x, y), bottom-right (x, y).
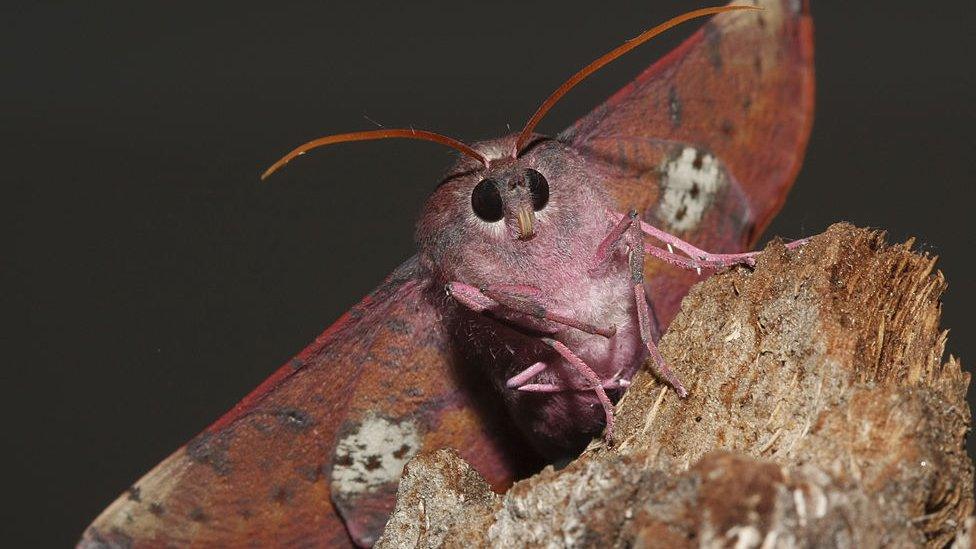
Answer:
top-left (471, 179), bottom-right (504, 222)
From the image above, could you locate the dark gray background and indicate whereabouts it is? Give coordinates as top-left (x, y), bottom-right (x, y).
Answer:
top-left (6, 1), bottom-right (974, 545)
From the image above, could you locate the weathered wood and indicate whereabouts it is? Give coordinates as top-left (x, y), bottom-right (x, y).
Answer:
top-left (377, 224), bottom-right (973, 548)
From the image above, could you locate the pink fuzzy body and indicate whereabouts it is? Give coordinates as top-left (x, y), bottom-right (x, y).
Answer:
top-left (417, 135), bottom-right (651, 456)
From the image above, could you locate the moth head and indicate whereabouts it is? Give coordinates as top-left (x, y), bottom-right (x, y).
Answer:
top-left (433, 135), bottom-right (571, 242)
top-left (413, 133), bottom-right (609, 284)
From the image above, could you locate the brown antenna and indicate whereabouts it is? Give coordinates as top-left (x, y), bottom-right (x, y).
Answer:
top-left (512, 4), bottom-right (759, 156)
top-left (261, 129), bottom-right (489, 180)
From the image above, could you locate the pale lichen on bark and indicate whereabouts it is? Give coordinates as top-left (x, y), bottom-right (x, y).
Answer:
top-left (377, 224), bottom-right (974, 548)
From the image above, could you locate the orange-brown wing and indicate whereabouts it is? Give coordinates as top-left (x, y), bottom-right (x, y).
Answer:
top-left (79, 257), bottom-right (522, 548)
top-left (565, 0), bottom-right (814, 326)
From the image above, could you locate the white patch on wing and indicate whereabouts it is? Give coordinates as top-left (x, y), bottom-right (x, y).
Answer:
top-left (331, 414), bottom-right (420, 497)
top-left (657, 147), bottom-right (726, 232)
top-left (726, 525), bottom-right (762, 549)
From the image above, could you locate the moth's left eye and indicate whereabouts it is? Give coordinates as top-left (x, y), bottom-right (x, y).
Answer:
top-left (471, 178), bottom-right (504, 222)
top-left (525, 169), bottom-right (549, 211)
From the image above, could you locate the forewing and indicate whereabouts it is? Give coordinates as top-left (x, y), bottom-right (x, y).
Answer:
top-left (566, 0), bottom-right (814, 326)
top-left (79, 257), bottom-right (520, 548)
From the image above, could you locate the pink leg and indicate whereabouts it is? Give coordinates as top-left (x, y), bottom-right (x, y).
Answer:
top-left (518, 378), bottom-right (630, 393)
top-left (595, 211), bottom-right (708, 273)
top-left (542, 338), bottom-right (616, 444)
top-left (505, 362), bottom-right (630, 393)
top-left (626, 219), bottom-right (689, 398)
top-left (609, 210), bottom-right (808, 269)
top-left (588, 211), bottom-right (689, 396)
top-left (592, 210), bottom-right (637, 269)
top-left (507, 361), bottom-right (631, 392)
top-left (642, 242), bottom-right (706, 272)
top-left (632, 282), bottom-right (688, 398)
top-left (448, 281), bottom-right (614, 338)
top-left (445, 281), bottom-right (499, 313)
top-left (505, 361), bottom-right (548, 388)
top-left (478, 284), bottom-right (616, 339)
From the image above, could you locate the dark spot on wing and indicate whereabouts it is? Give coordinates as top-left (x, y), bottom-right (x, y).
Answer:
top-left (276, 407), bottom-right (313, 431)
top-left (675, 206), bottom-right (687, 221)
top-left (364, 454), bottom-right (383, 471)
top-left (186, 432), bottom-right (232, 476)
top-left (392, 444), bottom-right (412, 459)
top-left (272, 485), bottom-right (293, 504)
top-left (189, 507), bottom-right (208, 523)
top-left (721, 120), bottom-right (735, 138)
top-left (148, 502), bottom-right (165, 517)
top-left (757, 14), bottom-right (766, 29)
top-left (668, 86), bottom-right (682, 127)
top-left (126, 486), bottom-right (141, 502)
top-left (690, 183), bottom-right (700, 200)
top-left (334, 453), bottom-right (354, 467)
top-left (693, 150), bottom-right (704, 170)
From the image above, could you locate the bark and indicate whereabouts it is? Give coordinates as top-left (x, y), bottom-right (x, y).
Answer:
top-left (376, 224), bottom-right (974, 548)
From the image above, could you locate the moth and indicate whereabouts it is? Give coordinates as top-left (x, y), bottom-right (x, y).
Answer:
top-left (80, 1), bottom-right (814, 547)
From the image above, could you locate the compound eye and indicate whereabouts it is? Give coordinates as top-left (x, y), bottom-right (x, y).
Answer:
top-left (525, 169), bottom-right (549, 211)
top-left (471, 178), bottom-right (504, 222)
